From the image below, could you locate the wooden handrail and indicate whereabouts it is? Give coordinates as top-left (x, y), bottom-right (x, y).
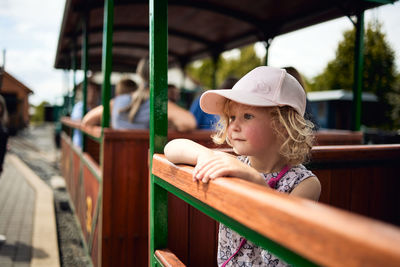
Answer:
top-left (215, 144), bottom-right (400, 163)
top-left (152, 154), bottom-right (400, 266)
top-left (155, 249), bottom-right (185, 267)
top-left (311, 144), bottom-right (400, 162)
top-left (61, 117), bottom-right (102, 139)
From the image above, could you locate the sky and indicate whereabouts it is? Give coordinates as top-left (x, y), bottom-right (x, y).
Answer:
top-left (0, 0), bottom-right (399, 105)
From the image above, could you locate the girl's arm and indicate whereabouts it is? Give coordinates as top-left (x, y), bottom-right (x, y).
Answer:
top-left (167, 101), bottom-right (197, 132)
top-left (290, 176), bottom-right (321, 201)
top-left (165, 139), bottom-right (263, 184)
top-left (164, 138), bottom-right (214, 165)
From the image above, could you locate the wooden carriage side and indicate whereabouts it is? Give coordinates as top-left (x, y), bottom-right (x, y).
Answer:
top-left (55, 0), bottom-right (400, 266)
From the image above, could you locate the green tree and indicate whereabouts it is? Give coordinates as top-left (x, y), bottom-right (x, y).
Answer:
top-left (186, 44), bottom-right (263, 89)
top-left (310, 21), bottom-right (397, 96)
top-left (31, 101), bottom-right (49, 124)
top-left (309, 20), bottom-right (398, 128)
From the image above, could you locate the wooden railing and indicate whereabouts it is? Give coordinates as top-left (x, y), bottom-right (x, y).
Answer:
top-left (60, 117), bottom-right (400, 266)
top-left (152, 154), bottom-right (400, 266)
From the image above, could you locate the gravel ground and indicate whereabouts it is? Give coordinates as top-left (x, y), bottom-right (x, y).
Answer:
top-left (8, 123), bottom-right (91, 267)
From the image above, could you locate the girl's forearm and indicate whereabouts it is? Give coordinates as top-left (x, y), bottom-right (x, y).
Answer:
top-left (164, 139), bottom-right (213, 165)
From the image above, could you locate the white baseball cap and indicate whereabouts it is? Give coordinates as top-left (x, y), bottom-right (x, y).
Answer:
top-left (200, 66), bottom-right (306, 116)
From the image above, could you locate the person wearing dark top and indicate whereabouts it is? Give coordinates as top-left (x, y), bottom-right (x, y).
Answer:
top-left (190, 77), bottom-right (238, 130)
top-left (0, 95), bottom-right (8, 176)
top-left (0, 94), bottom-right (8, 246)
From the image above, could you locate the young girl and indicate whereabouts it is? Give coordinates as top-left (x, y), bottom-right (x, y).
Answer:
top-left (164, 66), bottom-right (321, 267)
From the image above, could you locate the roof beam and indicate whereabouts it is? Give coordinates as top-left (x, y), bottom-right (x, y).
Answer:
top-left (75, 0), bottom-right (265, 30)
top-left (68, 24), bottom-right (219, 47)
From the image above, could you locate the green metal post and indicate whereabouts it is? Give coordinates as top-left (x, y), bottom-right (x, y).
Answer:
top-left (264, 38), bottom-right (273, 66)
top-left (149, 0), bottom-right (168, 265)
top-left (81, 14), bottom-right (89, 118)
top-left (71, 43), bottom-right (77, 108)
top-left (81, 12), bottom-right (89, 151)
top-left (101, 0), bottom-right (114, 129)
top-left (352, 11), bottom-right (364, 131)
top-left (212, 53), bottom-right (219, 88)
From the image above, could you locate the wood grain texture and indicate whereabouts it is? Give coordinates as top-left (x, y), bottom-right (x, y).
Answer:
top-left (61, 117), bottom-right (102, 138)
top-left (155, 249), bottom-right (186, 267)
top-left (314, 130), bottom-right (363, 145)
top-left (153, 154), bottom-right (400, 267)
top-left (311, 144), bottom-right (400, 163)
top-left (60, 124), bottom-right (400, 267)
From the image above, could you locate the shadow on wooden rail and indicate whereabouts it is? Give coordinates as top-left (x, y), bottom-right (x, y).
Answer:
top-left (152, 154), bottom-right (400, 267)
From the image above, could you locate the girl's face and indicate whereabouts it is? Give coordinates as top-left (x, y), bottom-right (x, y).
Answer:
top-left (227, 102), bottom-right (278, 156)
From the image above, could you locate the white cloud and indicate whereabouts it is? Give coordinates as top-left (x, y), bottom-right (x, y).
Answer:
top-left (0, 0), bottom-right (66, 105)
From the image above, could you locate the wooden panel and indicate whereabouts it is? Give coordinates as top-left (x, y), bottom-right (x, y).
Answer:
top-left (311, 169), bottom-right (331, 204)
top-left (101, 134), bottom-right (150, 267)
top-left (350, 167), bottom-right (371, 217)
top-left (86, 137), bottom-right (100, 164)
top-left (153, 154), bottom-right (400, 267)
top-left (328, 168), bottom-right (352, 210)
top-left (98, 129), bottom-right (227, 267)
top-left (188, 207), bottom-right (218, 267)
top-left (82, 154), bottom-right (100, 243)
top-left (167, 193), bottom-right (189, 264)
top-left (60, 123), bottom-right (400, 267)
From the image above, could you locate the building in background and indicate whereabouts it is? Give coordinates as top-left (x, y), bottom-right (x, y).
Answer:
top-left (308, 89), bottom-right (378, 130)
top-left (0, 71), bottom-right (33, 135)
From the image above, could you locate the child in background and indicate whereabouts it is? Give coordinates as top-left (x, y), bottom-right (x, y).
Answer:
top-left (164, 66), bottom-right (321, 266)
top-left (83, 58), bottom-right (196, 132)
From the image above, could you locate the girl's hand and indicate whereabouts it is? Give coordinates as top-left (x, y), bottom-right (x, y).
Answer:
top-left (193, 152), bottom-right (262, 184)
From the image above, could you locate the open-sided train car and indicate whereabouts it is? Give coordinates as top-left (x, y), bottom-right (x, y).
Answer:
top-left (55, 0), bottom-right (400, 266)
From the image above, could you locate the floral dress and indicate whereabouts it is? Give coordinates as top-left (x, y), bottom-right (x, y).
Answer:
top-left (217, 156), bottom-right (315, 267)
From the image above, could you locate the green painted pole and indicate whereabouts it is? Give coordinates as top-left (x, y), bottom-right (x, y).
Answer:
top-left (101, 0), bottom-right (114, 129)
top-left (81, 12), bottom-right (89, 151)
top-left (264, 38), bottom-right (273, 66)
top-left (71, 43), bottom-right (77, 108)
top-left (211, 53), bottom-right (219, 89)
top-left (81, 14), bottom-right (89, 118)
top-left (149, 0), bottom-right (168, 265)
top-left (352, 11), bottom-right (364, 131)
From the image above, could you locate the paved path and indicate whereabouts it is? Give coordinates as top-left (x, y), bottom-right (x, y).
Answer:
top-left (0, 154), bottom-right (60, 267)
top-left (0, 156), bottom-right (36, 267)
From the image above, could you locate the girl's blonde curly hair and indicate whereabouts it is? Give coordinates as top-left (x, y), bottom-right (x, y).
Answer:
top-left (212, 100), bottom-right (315, 166)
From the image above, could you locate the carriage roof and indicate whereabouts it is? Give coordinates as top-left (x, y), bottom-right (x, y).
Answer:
top-left (54, 0), bottom-right (394, 72)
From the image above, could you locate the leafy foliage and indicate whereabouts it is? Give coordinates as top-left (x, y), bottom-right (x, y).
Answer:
top-left (309, 20), bottom-right (398, 128)
top-left (186, 44), bottom-right (263, 89)
top-left (309, 21), bottom-right (397, 96)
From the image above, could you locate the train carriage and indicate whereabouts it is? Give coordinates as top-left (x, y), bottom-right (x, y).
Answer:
top-left (54, 0), bottom-right (400, 266)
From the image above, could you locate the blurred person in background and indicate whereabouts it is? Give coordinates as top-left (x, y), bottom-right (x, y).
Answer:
top-left (0, 94), bottom-right (9, 245)
top-left (283, 67), bottom-right (319, 130)
top-left (190, 77), bottom-right (238, 130)
top-left (70, 81), bottom-right (101, 148)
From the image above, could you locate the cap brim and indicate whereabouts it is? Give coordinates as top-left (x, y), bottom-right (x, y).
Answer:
top-left (200, 89), bottom-right (279, 115)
